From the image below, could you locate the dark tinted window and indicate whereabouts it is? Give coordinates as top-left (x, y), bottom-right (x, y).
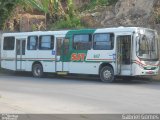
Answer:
top-left (73, 34), bottom-right (91, 50)
top-left (16, 40), bottom-right (26, 55)
top-left (27, 36), bottom-right (38, 50)
top-left (3, 37), bottom-right (15, 50)
top-left (63, 38), bottom-right (69, 55)
top-left (22, 40), bottom-right (26, 55)
top-left (39, 35), bottom-right (54, 50)
top-left (93, 33), bottom-right (114, 50)
top-left (56, 38), bottom-right (63, 56)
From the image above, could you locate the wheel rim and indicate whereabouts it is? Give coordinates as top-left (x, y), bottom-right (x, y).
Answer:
top-left (34, 66), bottom-right (41, 76)
top-left (103, 70), bottom-right (112, 80)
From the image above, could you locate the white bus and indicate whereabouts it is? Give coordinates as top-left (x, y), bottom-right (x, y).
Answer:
top-left (0, 27), bottom-right (159, 82)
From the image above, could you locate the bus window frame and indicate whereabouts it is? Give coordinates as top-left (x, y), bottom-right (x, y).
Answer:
top-left (93, 33), bottom-right (115, 50)
top-left (72, 34), bottom-right (92, 50)
top-left (27, 35), bottom-right (38, 50)
top-left (39, 35), bottom-right (54, 50)
top-left (3, 36), bottom-right (15, 51)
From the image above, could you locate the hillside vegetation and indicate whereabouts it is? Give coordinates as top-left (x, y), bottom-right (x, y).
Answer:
top-left (0, 0), bottom-right (117, 31)
top-left (1, 0), bottom-right (160, 32)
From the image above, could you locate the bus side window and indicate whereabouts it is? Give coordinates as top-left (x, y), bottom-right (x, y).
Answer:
top-left (39, 35), bottom-right (54, 50)
top-left (27, 36), bottom-right (38, 50)
top-left (3, 36), bottom-right (15, 50)
top-left (93, 33), bottom-right (114, 50)
top-left (73, 34), bottom-right (92, 50)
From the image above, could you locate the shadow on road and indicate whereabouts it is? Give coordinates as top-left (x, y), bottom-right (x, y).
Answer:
top-left (0, 71), bottom-right (156, 85)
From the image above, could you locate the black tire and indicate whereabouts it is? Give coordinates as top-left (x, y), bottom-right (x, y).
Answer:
top-left (100, 66), bottom-right (114, 83)
top-left (32, 64), bottom-right (43, 78)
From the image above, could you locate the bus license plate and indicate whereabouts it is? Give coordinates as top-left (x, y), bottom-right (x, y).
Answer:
top-left (146, 71), bottom-right (154, 74)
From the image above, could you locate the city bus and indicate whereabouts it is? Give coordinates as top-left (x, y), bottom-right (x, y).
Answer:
top-left (0, 27), bottom-right (159, 82)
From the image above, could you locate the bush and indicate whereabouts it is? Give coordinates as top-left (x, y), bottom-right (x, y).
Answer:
top-left (78, 0), bottom-right (118, 12)
top-left (49, 0), bottom-right (118, 29)
top-left (50, 16), bottom-right (84, 30)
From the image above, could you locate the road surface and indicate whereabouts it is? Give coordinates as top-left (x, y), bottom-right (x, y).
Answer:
top-left (0, 73), bottom-right (160, 113)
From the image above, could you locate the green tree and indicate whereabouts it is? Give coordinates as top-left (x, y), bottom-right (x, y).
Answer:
top-left (0, 0), bottom-right (66, 30)
top-left (0, 0), bottom-right (78, 30)
top-left (67, 0), bottom-right (74, 17)
top-left (26, 0), bottom-right (65, 19)
top-left (22, 0), bottom-right (76, 28)
top-left (0, 0), bottom-right (19, 30)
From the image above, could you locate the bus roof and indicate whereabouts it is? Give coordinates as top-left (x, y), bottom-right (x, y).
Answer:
top-left (1, 27), bottom-right (156, 37)
top-left (2, 30), bottom-right (69, 37)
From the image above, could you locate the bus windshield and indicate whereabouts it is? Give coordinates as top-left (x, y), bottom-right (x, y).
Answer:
top-left (137, 30), bottom-right (159, 61)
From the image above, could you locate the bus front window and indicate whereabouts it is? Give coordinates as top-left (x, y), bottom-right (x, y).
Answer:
top-left (137, 30), bottom-right (159, 61)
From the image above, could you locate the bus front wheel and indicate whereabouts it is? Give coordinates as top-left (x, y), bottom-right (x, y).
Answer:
top-left (32, 64), bottom-right (43, 78)
top-left (100, 66), bottom-right (114, 83)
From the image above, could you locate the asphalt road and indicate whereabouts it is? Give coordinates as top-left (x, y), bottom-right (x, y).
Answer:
top-left (0, 73), bottom-right (160, 114)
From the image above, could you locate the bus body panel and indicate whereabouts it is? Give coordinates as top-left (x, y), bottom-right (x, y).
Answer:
top-left (0, 27), bottom-right (159, 79)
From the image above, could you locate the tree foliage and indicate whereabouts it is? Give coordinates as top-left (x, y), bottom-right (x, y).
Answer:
top-left (0, 0), bottom-right (20, 30)
top-left (78, 0), bottom-right (118, 12)
top-left (0, 0), bottom-right (75, 30)
top-left (0, 0), bottom-right (118, 30)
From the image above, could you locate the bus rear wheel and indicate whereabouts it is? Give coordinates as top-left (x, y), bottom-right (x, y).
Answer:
top-left (32, 64), bottom-right (43, 78)
top-left (100, 66), bottom-right (114, 83)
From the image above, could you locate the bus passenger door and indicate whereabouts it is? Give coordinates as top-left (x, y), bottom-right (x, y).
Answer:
top-left (56, 38), bottom-right (69, 72)
top-left (116, 35), bottom-right (132, 75)
top-left (16, 39), bottom-right (26, 71)
top-left (116, 37), bottom-right (122, 74)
